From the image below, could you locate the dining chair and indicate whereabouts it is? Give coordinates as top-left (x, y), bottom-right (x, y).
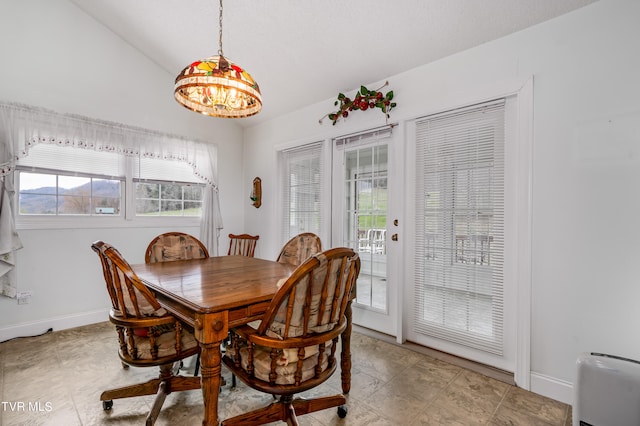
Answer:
top-left (91, 241), bottom-right (202, 426)
top-left (276, 232), bottom-right (322, 266)
top-left (227, 233), bottom-right (259, 257)
top-left (222, 247), bottom-right (360, 425)
top-left (144, 232), bottom-right (209, 376)
top-left (145, 231), bottom-right (209, 263)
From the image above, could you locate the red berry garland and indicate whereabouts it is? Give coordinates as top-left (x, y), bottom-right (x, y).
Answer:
top-left (320, 81), bottom-right (396, 125)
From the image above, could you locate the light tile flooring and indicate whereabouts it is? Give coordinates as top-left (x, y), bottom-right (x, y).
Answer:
top-left (0, 322), bottom-right (572, 425)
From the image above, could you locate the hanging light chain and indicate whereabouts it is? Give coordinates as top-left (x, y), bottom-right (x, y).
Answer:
top-left (218, 0), bottom-right (224, 56)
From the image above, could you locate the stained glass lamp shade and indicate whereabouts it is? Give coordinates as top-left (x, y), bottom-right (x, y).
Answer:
top-left (174, 54), bottom-right (262, 118)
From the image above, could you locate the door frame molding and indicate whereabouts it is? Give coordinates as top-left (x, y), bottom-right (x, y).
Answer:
top-left (513, 77), bottom-right (533, 390)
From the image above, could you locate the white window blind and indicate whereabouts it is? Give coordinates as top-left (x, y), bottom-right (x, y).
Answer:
top-left (414, 99), bottom-right (505, 355)
top-left (17, 144), bottom-right (204, 184)
top-left (133, 156), bottom-right (202, 184)
top-left (17, 143), bottom-right (125, 178)
top-left (279, 142), bottom-right (325, 243)
top-left (17, 143), bottom-right (205, 185)
top-left (334, 127), bottom-right (392, 149)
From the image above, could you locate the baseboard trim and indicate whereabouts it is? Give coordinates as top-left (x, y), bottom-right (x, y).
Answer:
top-left (0, 309), bottom-right (108, 343)
top-left (530, 371), bottom-right (574, 405)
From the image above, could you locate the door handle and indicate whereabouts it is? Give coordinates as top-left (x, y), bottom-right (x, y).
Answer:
top-left (391, 234), bottom-right (398, 241)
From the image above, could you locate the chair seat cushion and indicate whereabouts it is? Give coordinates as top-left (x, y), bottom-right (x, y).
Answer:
top-left (234, 341), bottom-right (332, 385)
top-left (126, 326), bottom-right (198, 360)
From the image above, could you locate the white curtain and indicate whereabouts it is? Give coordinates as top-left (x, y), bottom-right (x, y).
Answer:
top-left (199, 144), bottom-right (224, 255)
top-left (0, 106), bottom-right (23, 298)
top-left (0, 177), bottom-right (22, 298)
top-left (1, 102), bottom-right (218, 187)
top-left (0, 102), bottom-right (224, 292)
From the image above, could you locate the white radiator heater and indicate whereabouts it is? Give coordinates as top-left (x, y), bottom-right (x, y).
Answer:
top-left (574, 352), bottom-right (640, 426)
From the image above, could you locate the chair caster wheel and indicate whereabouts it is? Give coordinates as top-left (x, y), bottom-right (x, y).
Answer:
top-left (337, 405), bottom-right (348, 418)
top-left (103, 400), bottom-right (113, 411)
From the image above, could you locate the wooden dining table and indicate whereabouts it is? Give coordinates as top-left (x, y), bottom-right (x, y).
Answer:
top-left (132, 255), bottom-right (355, 426)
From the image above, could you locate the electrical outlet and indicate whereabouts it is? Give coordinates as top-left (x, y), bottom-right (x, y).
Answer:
top-left (17, 291), bottom-right (32, 305)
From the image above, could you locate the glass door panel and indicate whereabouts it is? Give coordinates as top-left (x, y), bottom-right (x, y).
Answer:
top-left (345, 146), bottom-right (388, 311)
top-left (333, 128), bottom-right (400, 337)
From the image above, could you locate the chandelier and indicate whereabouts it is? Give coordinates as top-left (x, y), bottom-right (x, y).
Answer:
top-left (174, 0), bottom-right (262, 118)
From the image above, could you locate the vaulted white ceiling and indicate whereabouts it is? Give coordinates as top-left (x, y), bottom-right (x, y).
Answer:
top-left (69, 0), bottom-right (597, 127)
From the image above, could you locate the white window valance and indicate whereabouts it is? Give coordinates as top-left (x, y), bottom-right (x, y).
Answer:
top-left (0, 102), bottom-right (218, 190)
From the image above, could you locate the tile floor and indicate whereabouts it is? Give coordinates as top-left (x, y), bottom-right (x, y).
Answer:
top-left (0, 322), bottom-right (572, 425)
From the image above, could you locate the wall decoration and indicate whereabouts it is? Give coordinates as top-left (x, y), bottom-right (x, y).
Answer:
top-left (319, 81), bottom-right (396, 126)
top-left (250, 177), bottom-right (262, 208)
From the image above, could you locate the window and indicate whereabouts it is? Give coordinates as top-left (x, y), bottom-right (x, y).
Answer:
top-left (278, 142), bottom-right (326, 243)
top-left (133, 155), bottom-right (204, 217)
top-left (135, 181), bottom-right (203, 216)
top-left (18, 171), bottom-right (121, 216)
top-left (16, 143), bottom-right (204, 222)
top-left (414, 99), bottom-right (506, 355)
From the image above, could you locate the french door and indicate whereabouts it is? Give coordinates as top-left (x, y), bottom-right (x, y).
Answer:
top-left (331, 127), bottom-right (403, 337)
top-left (404, 97), bottom-right (518, 372)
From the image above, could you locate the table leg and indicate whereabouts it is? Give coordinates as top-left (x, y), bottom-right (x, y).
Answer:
top-left (195, 311), bottom-right (228, 426)
top-left (340, 300), bottom-right (353, 394)
top-left (199, 341), bottom-right (222, 426)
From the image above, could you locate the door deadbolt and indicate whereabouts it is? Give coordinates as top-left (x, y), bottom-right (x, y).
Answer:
top-left (391, 234), bottom-right (398, 241)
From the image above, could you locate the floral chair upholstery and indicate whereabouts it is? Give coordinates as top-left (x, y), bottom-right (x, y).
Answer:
top-left (276, 232), bottom-right (322, 267)
top-left (145, 232), bottom-right (209, 264)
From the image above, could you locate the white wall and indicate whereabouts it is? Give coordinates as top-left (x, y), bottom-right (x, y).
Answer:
top-left (243, 0), bottom-right (640, 403)
top-left (0, 0), bottom-right (245, 338)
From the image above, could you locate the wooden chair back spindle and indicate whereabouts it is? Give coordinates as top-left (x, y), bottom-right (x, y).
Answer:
top-left (90, 240), bottom-right (201, 424)
top-left (227, 233), bottom-right (259, 257)
top-left (220, 247), bottom-right (360, 425)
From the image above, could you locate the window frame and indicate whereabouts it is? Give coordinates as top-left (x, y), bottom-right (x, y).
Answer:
top-left (17, 168), bottom-right (124, 216)
top-left (134, 179), bottom-right (205, 218)
top-left (277, 140), bottom-right (329, 247)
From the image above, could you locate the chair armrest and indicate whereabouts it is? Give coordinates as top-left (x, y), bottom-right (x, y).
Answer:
top-left (243, 317), bottom-right (347, 349)
top-left (230, 324), bottom-right (259, 340)
top-left (109, 310), bottom-right (177, 329)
